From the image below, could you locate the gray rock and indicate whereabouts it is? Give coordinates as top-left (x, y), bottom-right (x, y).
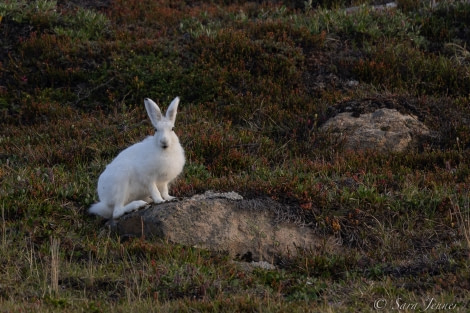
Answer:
top-left (321, 108), bottom-right (430, 152)
top-left (107, 192), bottom-right (321, 262)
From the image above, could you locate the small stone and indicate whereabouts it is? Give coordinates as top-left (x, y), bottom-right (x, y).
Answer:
top-left (346, 80), bottom-right (359, 87)
top-left (190, 190), bottom-right (243, 201)
top-left (251, 261), bottom-right (276, 270)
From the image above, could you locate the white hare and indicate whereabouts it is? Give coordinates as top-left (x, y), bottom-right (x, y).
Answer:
top-left (89, 97), bottom-right (185, 219)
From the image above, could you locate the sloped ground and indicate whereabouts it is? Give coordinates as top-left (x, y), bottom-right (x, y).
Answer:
top-left (1, 0), bottom-right (470, 312)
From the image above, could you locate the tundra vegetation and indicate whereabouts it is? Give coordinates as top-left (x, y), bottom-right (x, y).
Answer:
top-left (1, 0), bottom-right (470, 312)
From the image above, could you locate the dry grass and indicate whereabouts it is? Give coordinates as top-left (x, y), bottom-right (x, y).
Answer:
top-left (50, 237), bottom-right (60, 296)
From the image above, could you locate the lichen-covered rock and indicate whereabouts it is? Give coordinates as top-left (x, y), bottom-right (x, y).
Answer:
top-left (107, 191), bottom-right (321, 262)
top-left (321, 108), bottom-right (430, 152)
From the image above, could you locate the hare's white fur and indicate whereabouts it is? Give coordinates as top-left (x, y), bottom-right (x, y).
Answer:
top-left (89, 97), bottom-right (185, 219)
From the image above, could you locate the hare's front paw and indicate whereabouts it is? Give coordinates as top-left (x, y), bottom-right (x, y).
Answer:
top-left (163, 195), bottom-right (175, 201)
top-left (152, 197), bottom-right (165, 204)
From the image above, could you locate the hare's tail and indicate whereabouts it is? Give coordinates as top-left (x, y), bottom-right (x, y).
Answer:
top-left (89, 202), bottom-right (113, 219)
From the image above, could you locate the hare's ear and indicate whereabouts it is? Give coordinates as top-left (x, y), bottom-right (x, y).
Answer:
top-left (144, 98), bottom-right (162, 127)
top-left (166, 97), bottom-right (180, 123)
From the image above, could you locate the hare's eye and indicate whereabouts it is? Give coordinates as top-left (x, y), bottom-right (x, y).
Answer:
top-left (171, 127), bottom-right (175, 131)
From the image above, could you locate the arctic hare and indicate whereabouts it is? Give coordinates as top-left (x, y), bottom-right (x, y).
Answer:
top-left (89, 97), bottom-right (185, 219)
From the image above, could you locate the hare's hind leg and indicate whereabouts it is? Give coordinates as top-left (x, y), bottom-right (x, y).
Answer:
top-left (112, 200), bottom-right (148, 219)
top-left (89, 202), bottom-right (113, 219)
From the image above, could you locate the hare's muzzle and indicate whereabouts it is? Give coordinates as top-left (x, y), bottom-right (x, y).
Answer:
top-left (160, 139), bottom-right (169, 149)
